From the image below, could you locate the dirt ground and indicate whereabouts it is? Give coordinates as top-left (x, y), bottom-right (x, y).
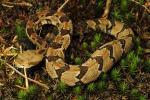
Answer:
top-left (0, 0), bottom-right (150, 100)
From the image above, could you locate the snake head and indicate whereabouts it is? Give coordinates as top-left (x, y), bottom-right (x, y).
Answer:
top-left (98, 18), bottom-right (112, 33)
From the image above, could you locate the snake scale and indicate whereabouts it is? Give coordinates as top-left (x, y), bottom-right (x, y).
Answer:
top-left (14, 9), bottom-right (134, 86)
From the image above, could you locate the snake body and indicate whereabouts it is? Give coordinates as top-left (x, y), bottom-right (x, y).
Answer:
top-left (16, 10), bottom-right (134, 86)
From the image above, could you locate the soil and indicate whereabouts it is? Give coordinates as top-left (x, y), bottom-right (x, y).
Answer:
top-left (0, 0), bottom-right (150, 100)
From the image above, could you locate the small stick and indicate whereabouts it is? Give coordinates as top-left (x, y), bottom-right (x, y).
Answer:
top-left (57, 0), bottom-right (70, 12)
top-left (101, 0), bottom-right (112, 18)
top-left (2, 1), bottom-right (33, 8)
top-left (144, 49), bottom-right (150, 54)
top-left (0, 82), bottom-right (4, 86)
top-left (5, 62), bottom-right (49, 89)
top-left (24, 68), bottom-right (29, 89)
top-left (15, 85), bottom-right (27, 90)
top-left (131, 0), bottom-right (150, 13)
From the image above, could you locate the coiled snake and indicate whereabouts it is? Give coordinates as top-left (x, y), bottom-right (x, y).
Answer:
top-left (14, 6), bottom-right (134, 86)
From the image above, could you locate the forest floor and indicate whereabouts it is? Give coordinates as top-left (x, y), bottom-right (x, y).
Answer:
top-left (0, 0), bottom-right (150, 100)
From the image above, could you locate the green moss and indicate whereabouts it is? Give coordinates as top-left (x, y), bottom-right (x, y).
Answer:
top-left (17, 90), bottom-right (28, 100)
top-left (112, 9), bottom-right (122, 21)
top-left (99, 72), bottom-right (107, 81)
top-left (82, 42), bottom-right (88, 49)
top-left (47, 96), bottom-right (53, 100)
top-left (85, 51), bottom-right (91, 57)
top-left (111, 68), bottom-right (121, 81)
top-left (57, 81), bottom-right (68, 93)
top-left (121, 0), bottom-right (128, 12)
top-left (75, 57), bottom-right (83, 65)
top-left (77, 95), bottom-right (86, 100)
top-left (139, 95), bottom-right (147, 100)
top-left (17, 85), bottom-right (37, 100)
top-left (87, 83), bottom-right (96, 92)
top-left (143, 60), bottom-right (150, 72)
top-left (15, 19), bottom-right (27, 40)
top-left (121, 51), bottom-right (140, 75)
top-left (97, 0), bottom-right (103, 9)
top-left (130, 88), bottom-right (140, 99)
top-left (27, 85), bottom-right (37, 96)
top-left (118, 81), bottom-right (129, 94)
top-left (139, 0), bottom-right (144, 4)
top-left (73, 86), bottom-right (82, 94)
top-left (0, 27), bottom-right (8, 33)
top-left (94, 33), bottom-right (102, 44)
top-left (97, 81), bottom-right (107, 91)
top-left (91, 41), bottom-right (97, 49)
top-left (15, 77), bottom-right (24, 86)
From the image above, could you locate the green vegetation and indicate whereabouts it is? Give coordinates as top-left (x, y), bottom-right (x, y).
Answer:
top-left (139, 95), bottom-right (147, 100)
top-left (97, 0), bottom-right (103, 14)
top-left (91, 33), bottom-right (102, 49)
top-left (82, 42), bottom-right (88, 49)
top-left (73, 86), bottom-right (82, 94)
top-left (15, 77), bottom-right (24, 86)
top-left (94, 33), bottom-right (102, 43)
top-left (90, 41), bottom-right (97, 49)
top-left (99, 72), bottom-right (107, 81)
top-left (15, 19), bottom-right (27, 40)
top-left (77, 95), bottom-right (86, 100)
top-left (17, 85), bottom-right (37, 100)
top-left (75, 57), bottom-right (83, 65)
top-left (139, 0), bottom-right (144, 4)
top-left (121, 0), bottom-right (128, 12)
top-left (57, 82), bottom-right (68, 93)
top-left (143, 59), bottom-right (150, 72)
top-left (111, 68), bottom-right (121, 81)
top-left (130, 88), bottom-right (140, 99)
top-left (135, 38), bottom-right (143, 55)
top-left (97, 81), bottom-right (107, 91)
top-left (18, 90), bottom-right (28, 100)
top-left (85, 50), bottom-right (91, 57)
top-left (112, 0), bottom-right (134, 22)
top-left (120, 51), bottom-right (140, 75)
top-left (87, 83), bottom-right (96, 92)
top-left (47, 96), bottom-right (53, 100)
top-left (118, 81), bottom-right (129, 94)
top-left (0, 27), bottom-right (8, 33)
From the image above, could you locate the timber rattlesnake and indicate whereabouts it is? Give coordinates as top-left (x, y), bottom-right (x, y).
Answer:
top-left (14, 8), bottom-right (134, 86)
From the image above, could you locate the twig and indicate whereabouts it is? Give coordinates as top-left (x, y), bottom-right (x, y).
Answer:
top-left (5, 62), bottom-right (49, 89)
top-left (131, 0), bottom-right (150, 13)
top-left (15, 85), bottom-right (27, 90)
top-left (101, 0), bottom-right (112, 18)
top-left (144, 49), bottom-right (150, 54)
top-left (24, 68), bottom-right (29, 89)
top-left (0, 82), bottom-right (4, 86)
top-left (57, 0), bottom-right (70, 12)
top-left (2, 1), bottom-right (32, 8)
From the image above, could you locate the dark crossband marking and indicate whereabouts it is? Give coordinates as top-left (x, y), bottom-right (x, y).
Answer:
top-left (27, 28), bottom-right (35, 35)
top-left (105, 45), bottom-right (116, 63)
top-left (76, 65), bottom-right (88, 79)
top-left (92, 56), bottom-right (103, 71)
top-left (61, 29), bottom-right (70, 35)
top-left (116, 24), bottom-right (129, 37)
top-left (56, 64), bottom-right (70, 77)
top-left (46, 11), bottom-right (55, 16)
top-left (60, 15), bottom-right (70, 22)
top-left (46, 56), bottom-right (63, 62)
top-left (36, 36), bottom-right (45, 46)
top-left (49, 42), bottom-right (62, 49)
top-left (119, 39), bottom-right (126, 50)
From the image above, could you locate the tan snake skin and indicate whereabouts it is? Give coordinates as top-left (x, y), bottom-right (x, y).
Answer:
top-left (14, 9), bottom-right (134, 86)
